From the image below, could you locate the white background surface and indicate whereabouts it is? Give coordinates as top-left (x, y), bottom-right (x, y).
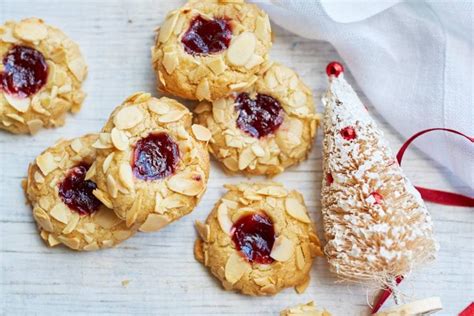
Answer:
top-left (0, 1), bottom-right (472, 315)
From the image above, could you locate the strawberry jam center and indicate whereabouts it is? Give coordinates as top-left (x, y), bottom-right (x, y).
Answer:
top-left (58, 164), bottom-right (101, 216)
top-left (0, 45), bottom-right (48, 98)
top-left (132, 132), bottom-right (180, 181)
top-left (231, 212), bottom-right (275, 264)
top-left (235, 93), bottom-right (283, 138)
top-left (181, 15), bottom-right (232, 55)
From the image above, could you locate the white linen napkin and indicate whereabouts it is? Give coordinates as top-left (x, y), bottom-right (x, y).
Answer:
top-left (254, 0), bottom-right (473, 189)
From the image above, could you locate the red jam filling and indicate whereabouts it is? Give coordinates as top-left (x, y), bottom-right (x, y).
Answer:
top-left (132, 132), bottom-right (180, 181)
top-left (181, 15), bottom-right (232, 55)
top-left (340, 126), bottom-right (357, 140)
top-left (231, 212), bottom-right (275, 264)
top-left (0, 45), bottom-right (48, 98)
top-left (58, 164), bottom-right (101, 216)
top-left (235, 93), bottom-right (284, 138)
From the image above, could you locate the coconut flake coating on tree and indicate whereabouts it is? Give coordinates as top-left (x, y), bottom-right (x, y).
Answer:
top-left (321, 69), bottom-right (438, 285)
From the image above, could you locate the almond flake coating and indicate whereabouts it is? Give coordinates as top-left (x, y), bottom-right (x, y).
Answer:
top-left (280, 301), bottom-right (331, 316)
top-left (0, 18), bottom-right (87, 134)
top-left (321, 74), bottom-right (438, 286)
top-left (194, 182), bottom-right (322, 296)
top-left (195, 63), bottom-right (320, 176)
top-left (24, 134), bottom-right (135, 251)
top-left (151, 0), bottom-right (272, 101)
top-left (94, 93), bottom-right (210, 228)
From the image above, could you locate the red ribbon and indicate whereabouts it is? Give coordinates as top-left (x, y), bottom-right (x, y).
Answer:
top-left (372, 128), bottom-right (474, 314)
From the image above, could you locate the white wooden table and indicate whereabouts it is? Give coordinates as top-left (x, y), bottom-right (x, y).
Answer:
top-left (1, 1), bottom-right (472, 315)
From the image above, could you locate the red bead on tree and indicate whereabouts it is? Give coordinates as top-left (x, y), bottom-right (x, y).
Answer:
top-left (340, 126), bottom-right (357, 140)
top-left (370, 191), bottom-right (384, 205)
top-left (326, 61), bottom-right (344, 78)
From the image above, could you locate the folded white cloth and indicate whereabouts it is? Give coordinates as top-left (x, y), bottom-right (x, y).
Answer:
top-left (254, 0), bottom-right (473, 189)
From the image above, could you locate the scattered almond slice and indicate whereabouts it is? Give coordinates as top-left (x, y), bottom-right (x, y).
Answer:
top-left (26, 119), bottom-right (43, 134)
top-left (285, 198), bottom-right (311, 223)
top-left (95, 209), bottom-right (122, 229)
top-left (195, 79), bottom-right (211, 101)
top-left (224, 253), bottom-right (250, 284)
top-left (295, 245), bottom-right (305, 270)
top-left (270, 236), bottom-right (294, 262)
top-left (158, 110), bottom-right (185, 123)
top-left (102, 153), bottom-right (114, 173)
top-left (14, 18), bottom-right (48, 42)
top-left (113, 106), bottom-right (143, 130)
top-left (70, 138), bottom-right (83, 153)
top-left (4, 93), bottom-right (30, 112)
top-left (139, 214), bottom-right (170, 232)
top-left (195, 220), bottom-right (210, 242)
top-left (191, 124), bottom-right (212, 142)
top-left (36, 152), bottom-right (58, 176)
top-left (217, 203), bottom-right (233, 234)
top-left (118, 162), bottom-right (134, 190)
top-left (111, 127), bottom-right (129, 150)
top-left (227, 32), bottom-right (256, 66)
top-left (33, 207), bottom-right (54, 232)
top-left (149, 100), bottom-right (170, 115)
top-left (49, 203), bottom-right (71, 224)
top-left (167, 171), bottom-right (205, 196)
top-left (158, 13), bottom-right (179, 43)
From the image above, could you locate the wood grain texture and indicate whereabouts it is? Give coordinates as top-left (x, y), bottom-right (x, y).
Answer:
top-left (0, 1), bottom-right (472, 315)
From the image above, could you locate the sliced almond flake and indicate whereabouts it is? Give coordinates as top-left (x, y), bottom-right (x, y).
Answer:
top-left (85, 162), bottom-right (96, 180)
top-left (70, 138), bottom-right (83, 153)
top-left (158, 110), bottom-right (185, 123)
top-left (26, 119), bottom-right (43, 134)
top-left (33, 171), bottom-right (44, 184)
top-left (195, 220), bottom-right (210, 242)
top-left (238, 146), bottom-right (256, 170)
top-left (4, 93), bottom-right (30, 112)
top-left (285, 198), bottom-right (311, 223)
top-left (224, 253), bottom-right (250, 284)
top-left (107, 174), bottom-right (119, 198)
top-left (62, 213), bottom-right (80, 234)
top-left (92, 134), bottom-right (113, 149)
top-left (118, 162), bottom-right (134, 190)
top-left (48, 234), bottom-right (60, 247)
top-left (154, 193), bottom-right (164, 214)
top-left (148, 100), bottom-right (170, 115)
top-left (162, 51), bottom-right (179, 74)
top-left (95, 209), bottom-right (122, 229)
top-left (217, 203), bottom-right (233, 234)
top-left (191, 124), bottom-right (212, 142)
top-left (57, 236), bottom-right (80, 250)
top-left (113, 106), bottom-right (143, 130)
top-left (223, 156), bottom-right (239, 172)
top-left (167, 171), bottom-right (205, 196)
top-left (270, 236), bottom-right (294, 262)
top-left (126, 194), bottom-right (142, 227)
top-left (244, 54), bottom-right (264, 70)
top-left (227, 32), bottom-right (256, 66)
top-left (207, 57), bottom-right (227, 75)
top-left (0, 26), bottom-right (17, 43)
top-left (102, 152), bottom-right (115, 173)
top-left (254, 15), bottom-right (269, 42)
top-left (161, 195), bottom-right (186, 210)
top-left (134, 92), bottom-right (151, 104)
top-left (33, 207), bottom-right (54, 232)
top-left (139, 214), bottom-right (170, 232)
top-left (67, 58), bottom-right (87, 82)
top-left (254, 276), bottom-right (270, 287)
top-left (295, 246), bottom-right (306, 270)
top-left (291, 90), bottom-right (307, 107)
top-left (49, 203), bottom-right (71, 224)
top-left (251, 143), bottom-right (265, 157)
top-left (229, 82), bottom-right (249, 90)
top-left (58, 83), bottom-right (72, 94)
top-left (111, 127), bottom-right (129, 150)
top-left (256, 186), bottom-right (288, 197)
top-left (195, 79), bottom-right (211, 101)
top-left (6, 113), bottom-right (24, 123)
top-left (113, 230), bottom-right (132, 241)
top-left (83, 242), bottom-right (99, 251)
top-left (158, 13), bottom-right (179, 43)
top-left (36, 152), bottom-right (58, 176)
top-left (14, 18), bottom-right (48, 42)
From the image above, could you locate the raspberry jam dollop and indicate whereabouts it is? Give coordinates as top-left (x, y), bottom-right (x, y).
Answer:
top-left (132, 132), bottom-right (180, 181)
top-left (58, 164), bottom-right (101, 216)
top-left (0, 45), bottom-right (48, 98)
top-left (231, 212), bottom-right (275, 264)
top-left (235, 93), bottom-right (284, 138)
top-left (181, 15), bottom-right (232, 55)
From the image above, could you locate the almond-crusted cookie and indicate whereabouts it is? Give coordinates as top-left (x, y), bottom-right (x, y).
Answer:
top-left (0, 18), bottom-right (87, 134)
top-left (280, 301), bottom-right (331, 316)
top-left (194, 182), bottom-right (323, 296)
top-left (23, 134), bottom-right (134, 251)
top-left (93, 92), bottom-right (210, 231)
top-left (194, 62), bottom-right (320, 176)
top-left (151, 0), bottom-right (272, 101)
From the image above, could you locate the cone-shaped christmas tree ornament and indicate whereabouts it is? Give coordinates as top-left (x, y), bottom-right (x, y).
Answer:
top-left (321, 62), bottom-right (440, 312)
